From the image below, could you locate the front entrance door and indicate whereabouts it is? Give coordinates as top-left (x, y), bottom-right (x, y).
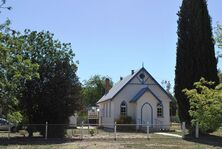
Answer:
top-left (141, 102), bottom-right (153, 126)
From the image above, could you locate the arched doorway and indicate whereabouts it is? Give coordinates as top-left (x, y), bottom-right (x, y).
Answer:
top-left (141, 102), bottom-right (153, 126)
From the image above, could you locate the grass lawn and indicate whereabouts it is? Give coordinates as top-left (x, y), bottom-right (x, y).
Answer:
top-left (0, 128), bottom-right (221, 149)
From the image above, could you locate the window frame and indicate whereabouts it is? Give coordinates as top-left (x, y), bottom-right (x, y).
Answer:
top-left (157, 103), bottom-right (163, 117)
top-left (106, 103), bottom-right (108, 117)
top-left (109, 101), bottom-right (111, 117)
top-left (120, 101), bottom-right (127, 116)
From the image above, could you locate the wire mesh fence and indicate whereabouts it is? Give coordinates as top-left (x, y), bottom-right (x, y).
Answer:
top-left (0, 122), bottom-right (221, 148)
top-left (0, 122), bottom-right (187, 140)
top-left (1, 122), bottom-right (221, 141)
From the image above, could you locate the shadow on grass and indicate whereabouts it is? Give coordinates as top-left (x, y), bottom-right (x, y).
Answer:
top-left (0, 137), bottom-right (82, 145)
top-left (184, 134), bottom-right (222, 148)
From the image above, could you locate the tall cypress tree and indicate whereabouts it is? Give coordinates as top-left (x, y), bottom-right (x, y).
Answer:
top-left (175, 0), bottom-right (219, 128)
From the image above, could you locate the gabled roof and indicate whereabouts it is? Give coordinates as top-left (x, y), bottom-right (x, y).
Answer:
top-left (142, 68), bottom-right (174, 101)
top-left (130, 87), bottom-right (162, 103)
top-left (97, 69), bottom-right (141, 103)
top-left (97, 67), bottom-right (173, 104)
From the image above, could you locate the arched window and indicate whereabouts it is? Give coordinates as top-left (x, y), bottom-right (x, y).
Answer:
top-left (157, 103), bottom-right (163, 117)
top-left (120, 101), bottom-right (127, 116)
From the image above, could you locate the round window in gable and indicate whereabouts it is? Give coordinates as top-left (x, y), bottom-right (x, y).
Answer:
top-left (139, 73), bottom-right (145, 80)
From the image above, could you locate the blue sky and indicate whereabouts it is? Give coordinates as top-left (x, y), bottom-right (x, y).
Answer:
top-left (1, 0), bottom-right (222, 87)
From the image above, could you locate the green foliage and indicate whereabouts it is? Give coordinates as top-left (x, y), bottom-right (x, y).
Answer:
top-left (89, 129), bottom-right (95, 136)
top-left (183, 78), bottom-right (222, 133)
top-left (116, 115), bottom-right (132, 124)
top-left (82, 75), bottom-right (113, 107)
top-left (77, 111), bottom-right (88, 124)
top-left (219, 72), bottom-right (222, 83)
top-left (20, 30), bottom-right (82, 138)
top-left (215, 24), bottom-right (222, 53)
top-left (6, 111), bottom-right (23, 124)
top-left (174, 0), bottom-right (219, 128)
top-left (0, 22), bottom-right (39, 117)
top-left (116, 116), bottom-right (133, 131)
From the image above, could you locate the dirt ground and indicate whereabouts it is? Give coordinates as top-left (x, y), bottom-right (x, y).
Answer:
top-left (0, 128), bottom-right (221, 149)
top-left (1, 138), bottom-right (222, 149)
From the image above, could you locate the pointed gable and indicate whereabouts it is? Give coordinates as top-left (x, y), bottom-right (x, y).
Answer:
top-left (130, 87), bottom-right (162, 103)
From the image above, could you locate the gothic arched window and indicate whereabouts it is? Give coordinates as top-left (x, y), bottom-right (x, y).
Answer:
top-left (120, 101), bottom-right (127, 116)
top-left (157, 103), bottom-right (163, 117)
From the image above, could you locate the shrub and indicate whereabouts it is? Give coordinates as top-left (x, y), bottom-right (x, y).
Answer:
top-left (183, 78), bottom-right (222, 133)
top-left (116, 116), bottom-right (134, 131)
top-left (116, 115), bottom-right (132, 124)
top-left (89, 129), bottom-right (95, 136)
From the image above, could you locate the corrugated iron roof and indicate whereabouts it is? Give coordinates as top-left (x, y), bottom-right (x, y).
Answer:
top-left (97, 68), bottom-right (141, 103)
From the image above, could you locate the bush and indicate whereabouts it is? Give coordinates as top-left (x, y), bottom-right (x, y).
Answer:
top-left (36, 124), bottom-right (65, 138)
top-left (116, 116), bottom-right (134, 131)
top-left (89, 129), bottom-right (95, 136)
top-left (116, 115), bottom-right (132, 124)
top-left (183, 78), bottom-right (222, 133)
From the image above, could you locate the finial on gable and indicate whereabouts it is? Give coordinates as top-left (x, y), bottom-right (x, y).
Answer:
top-left (142, 62), bottom-right (144, 68)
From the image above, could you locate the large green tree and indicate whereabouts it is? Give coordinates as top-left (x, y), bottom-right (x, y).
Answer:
top-left (82, 75), bottom-right (113, 107)
top-left (0, 22), bottom-right (39, 122)
top-left (174, 0), bottom-right (219, 128)
top-left (0, 0), bottom-right (39, 123)
top-left (20, 30), bottom-right (81, 138)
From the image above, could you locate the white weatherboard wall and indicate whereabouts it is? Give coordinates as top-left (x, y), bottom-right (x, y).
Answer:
top-left (136, 92), bottom-right (170, 128)
top-left (148, 86), bottom-right (171, 127)
top-left (136, 92), bottom-right (157, 125)
top-left (113, 76), bottom-right (147, 122)
top-left (99, 100), bottom-right (114, 128)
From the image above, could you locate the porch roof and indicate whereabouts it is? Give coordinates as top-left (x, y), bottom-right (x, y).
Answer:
top-left (130, 87), bottom-right (162, 103)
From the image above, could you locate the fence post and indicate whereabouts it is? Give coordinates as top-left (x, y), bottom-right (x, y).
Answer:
top-left (147, 121), bottom-right (150, 140)
top-left (182, 122), bottom-right (185, 139)
top-left (88, 123), bottom-right (90, 134)
top-left (45, 121), bottom-right (48, 140)
top-left (114, 122), bottom-right (117, 141)
top-left (8, 124), bottom-right (11, 139)
top-left (96, 124), bottom-right (99, 134)
top-left (195, 121), bottom-right (199, 138)
top-left (81, 121), bottom-right (83, 140)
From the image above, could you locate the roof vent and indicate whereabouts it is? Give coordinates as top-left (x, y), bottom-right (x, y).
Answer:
top-left (131, 70), bottom-right (134, 75)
